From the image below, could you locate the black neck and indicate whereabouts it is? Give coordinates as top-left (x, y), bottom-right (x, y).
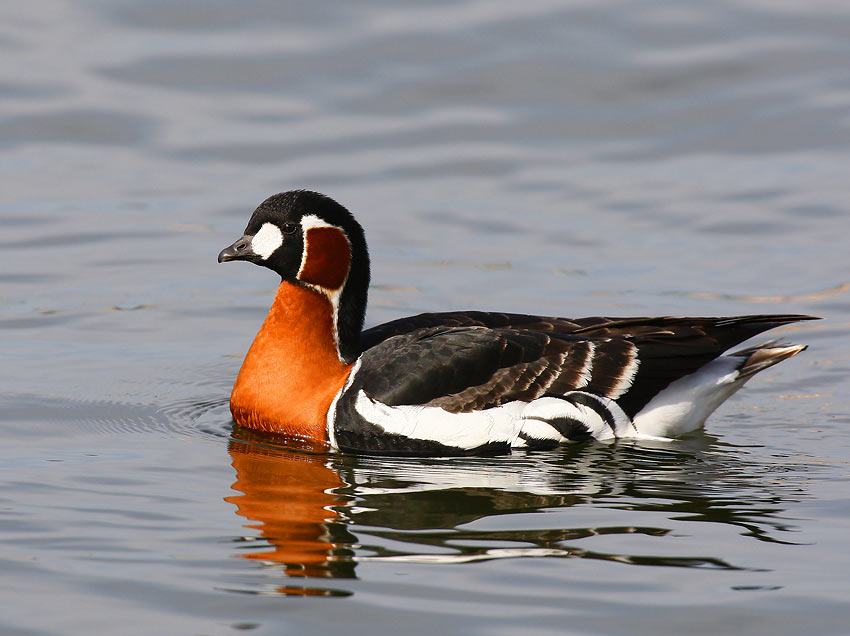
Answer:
top-left (335, 228), bottom-right (370, 364)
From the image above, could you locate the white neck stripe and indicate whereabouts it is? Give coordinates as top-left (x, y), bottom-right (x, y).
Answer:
top-left (297, 214), bottom-right (352, 364)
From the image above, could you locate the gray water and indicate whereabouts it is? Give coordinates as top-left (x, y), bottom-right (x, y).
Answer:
top-left (2, 1), bottom-right (850, 634)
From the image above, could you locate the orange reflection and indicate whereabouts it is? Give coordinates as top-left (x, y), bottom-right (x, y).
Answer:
top-left (225, 429), bottom-right (355, 582)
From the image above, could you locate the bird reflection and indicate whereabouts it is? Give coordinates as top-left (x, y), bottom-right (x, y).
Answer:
top-left (225, 427), bottom-right (356, 595)
top-left (224, 427), bottom-right (807, 595)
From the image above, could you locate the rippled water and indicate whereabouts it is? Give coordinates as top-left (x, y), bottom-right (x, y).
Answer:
top-left (2, 1), bottom-right (850, 634)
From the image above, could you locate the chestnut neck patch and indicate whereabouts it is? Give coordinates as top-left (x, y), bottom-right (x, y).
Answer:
top-left (298, 226), bottom-right (352, 291)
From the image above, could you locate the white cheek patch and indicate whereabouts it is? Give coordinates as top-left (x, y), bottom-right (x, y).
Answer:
top-left (251, 222), bottom-right (284, 260)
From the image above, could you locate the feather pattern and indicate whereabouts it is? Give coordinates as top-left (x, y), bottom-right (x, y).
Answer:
top-left (220, 191), bottom-right (818, 456)
top-left (359, 312), bottom-right (815, 415)
top-left (328, 313), bottom-right (818, 455)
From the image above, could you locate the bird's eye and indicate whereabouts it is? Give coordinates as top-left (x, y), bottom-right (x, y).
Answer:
top-left (282, 222), bottom-right (298, 235)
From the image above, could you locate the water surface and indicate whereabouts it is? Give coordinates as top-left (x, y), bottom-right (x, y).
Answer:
top-left (2, 1), bottom-right (849, 634)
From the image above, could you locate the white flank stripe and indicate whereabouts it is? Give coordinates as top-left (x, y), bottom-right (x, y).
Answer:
top-left (608, 345), bottom-right (640, 399)
top-left (352, 391), bottom-right (642, 450)
top-left (518, 417), bottom-right (565, 442)
top-left (524, 394), bottom-right (615, 441)
top-left (354, 390), bottom-right (525, 450)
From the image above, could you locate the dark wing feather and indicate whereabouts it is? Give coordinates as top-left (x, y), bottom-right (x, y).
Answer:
top-left (360, 311), bottom-right (592, 350)
top-left (354, 327), bottom-right (645, 413)
top-left (586, 315), bottom-right (819, 416)
top-left (362, 311), bottom-right (817, 350)
top-left (357, 313), bottom-right (818, 416)
top-left (354, 326), bottom-right (551, 410)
